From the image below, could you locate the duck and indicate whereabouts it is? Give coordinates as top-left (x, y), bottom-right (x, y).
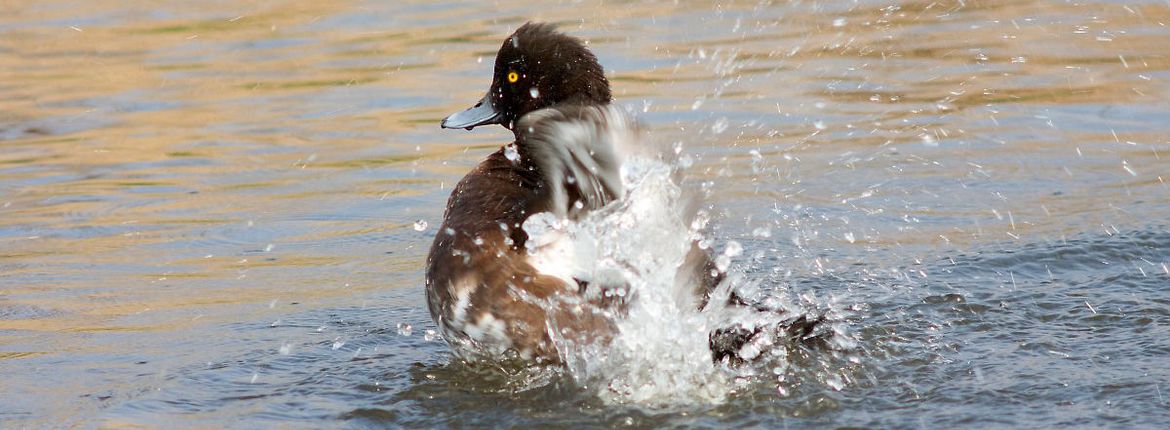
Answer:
top-left (426, 22), bottom-right (822, 365)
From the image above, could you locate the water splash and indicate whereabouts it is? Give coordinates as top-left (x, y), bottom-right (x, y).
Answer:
top-left (522, 152), bottom-right (854, 405)
top-left (523, 155), bottom-right (727, 403)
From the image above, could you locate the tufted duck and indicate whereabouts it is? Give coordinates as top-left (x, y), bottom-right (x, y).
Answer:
top-left (427, 23), bottom-right (821, 365)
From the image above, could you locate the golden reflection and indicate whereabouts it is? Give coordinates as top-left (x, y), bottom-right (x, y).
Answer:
top-left (0, 0), bottom-right (1167, 424)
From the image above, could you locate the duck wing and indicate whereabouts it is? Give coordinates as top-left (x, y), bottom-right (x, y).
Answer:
top-left (516, 104), bottom-right (647, 219)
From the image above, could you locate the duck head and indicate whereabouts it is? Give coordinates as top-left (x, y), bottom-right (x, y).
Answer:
top-left (441, 22), bottom-right (612, 131)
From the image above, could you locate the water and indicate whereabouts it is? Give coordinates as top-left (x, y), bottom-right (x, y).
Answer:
top-left (2, 0), bottom-right (1169, 427)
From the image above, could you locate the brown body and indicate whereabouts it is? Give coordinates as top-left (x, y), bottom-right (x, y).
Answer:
top-left (426, 22), bottom-right (816, 365)
top-left (425, 148), bottom-right (563, 360)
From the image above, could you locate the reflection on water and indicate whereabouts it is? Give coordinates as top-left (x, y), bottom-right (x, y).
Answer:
top-left (1, 0), bottom-right (1168, 427)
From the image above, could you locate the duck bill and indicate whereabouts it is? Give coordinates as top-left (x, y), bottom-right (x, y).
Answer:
top-left (441, 93), bottom-right (504, 130)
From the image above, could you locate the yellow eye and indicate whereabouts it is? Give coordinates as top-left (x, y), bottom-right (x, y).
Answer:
top-left (507, 71), bottom-right (519, 83)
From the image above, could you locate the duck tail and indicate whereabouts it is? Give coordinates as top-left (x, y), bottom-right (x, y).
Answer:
top-left (707, 291), bottom-right (832, 364)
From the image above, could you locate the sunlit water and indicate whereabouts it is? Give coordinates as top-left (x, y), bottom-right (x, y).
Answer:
top-left (2, 0), bottom-right (1169, 427)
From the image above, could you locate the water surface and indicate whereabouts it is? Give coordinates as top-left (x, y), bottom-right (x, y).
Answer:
top-left (1, 0), bottom-right (1169, 427)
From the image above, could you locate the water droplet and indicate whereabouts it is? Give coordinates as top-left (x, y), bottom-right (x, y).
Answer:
top-left (921, 133), bottom-right (938, 147)
top-left (413, 220), bottom-right (428, 231)
top-left (715, 254), bottom-right (731, 273)
top-left (844, 231), bottom-right (856, 243)
top-left (529, 87), bottom-right (540, 98)
top-left (814, 120), bottom-right (826, 130)
top-left (504, 144), bottom-right (520, 162)
top-left (332, 339), bottom-right (345, 350)
top-left (711, 117), bottom-right (729, 134)
top-left (396, 323), bottom-right (413, 336)
top-left (424, 330), bottom-right (437, 342)
top-left (723, 240), bottom-right (743, 258)
top-left (264, 243), bottom-right (274, 252)
top-left (1122, 160), bottom-right (1137, 176)
top-left (691, 210), bottom-right (710, 230)
top-left (752, 227), bottom-right (772, 238)
top-left (279, 343), bottom-right (292, 355)
top-left (750, 149), bottom-right (765, 173)
top-left (832, 17), bottom-right (847, 27)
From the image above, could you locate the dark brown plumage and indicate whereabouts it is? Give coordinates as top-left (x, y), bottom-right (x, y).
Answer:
top-left (428, 22), bottom-right (821, 365)
top-left (429, 23), bottom-right (622, 362)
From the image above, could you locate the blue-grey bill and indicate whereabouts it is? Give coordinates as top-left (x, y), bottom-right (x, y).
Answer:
top-left (441, 93), bottom-right (502, 130)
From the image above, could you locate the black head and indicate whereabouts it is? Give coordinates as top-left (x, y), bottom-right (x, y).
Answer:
top-left (441, 22), bottom-right (612, 131)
